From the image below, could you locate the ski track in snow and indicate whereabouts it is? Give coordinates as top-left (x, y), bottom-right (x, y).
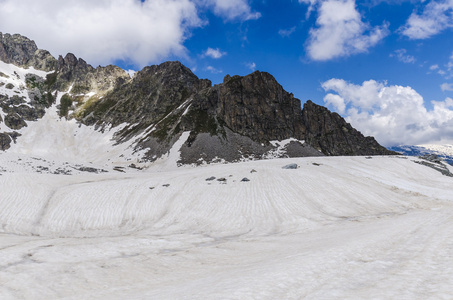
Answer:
top-left (0, 154), bottom-right (452, 299)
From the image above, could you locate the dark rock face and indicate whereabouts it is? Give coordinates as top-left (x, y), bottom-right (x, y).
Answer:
top-left (0, 133), bottom-right (12, 150)
top-left (52, 53), bottom-right (128, 94)
top-left (215, 72), bottom-right (305, 142)
top-left (4, 112), bottom-right (28, 130)
top-left (0, 33), bottom-right (37, 66)
top-left (0, 33), bottom-right (57, 71)
top-left (81, 61), bottom-right (204, 128)
top-left (302, 100), bottom-right (393, 156)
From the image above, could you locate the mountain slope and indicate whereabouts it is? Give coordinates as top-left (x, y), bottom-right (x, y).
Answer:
top-left (0, 32), bottom-right (394, 165)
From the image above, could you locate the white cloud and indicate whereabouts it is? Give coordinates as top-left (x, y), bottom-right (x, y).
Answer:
top-left (441, 83), bottom-right (453, 91)
top-left (200, 0), bottom-right (261, 21)
top-left (324, 93), bottom-right (346, 114)
top-left (430, 52), bottom-right (453, 78)
top-left (448, 51), bottom-right (453, 76)
top-left (322, 78), bottom-right (453, 146)
top-left (305, 0), bottom-right (389, 61)
top-left (0, 0), bottom-right (202, 68)
top-left (278, 27), bottom-right (296, 38)
top-left (206, 65), bottom-right (223, 73)
top-left (390, 49), bottom-right (416, 64)
top-left (245, 62), bottom-right (256, 71)
top-left (299, 0), bottom-right (319, 18)
top-left (401, 0), bottom-right (453, 39)
top-left (203, 47), bottom-right (227, 59)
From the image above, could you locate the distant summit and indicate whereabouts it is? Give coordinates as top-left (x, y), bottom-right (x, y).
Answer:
top-left (389, 145), bottom-right (453, 166)
top-left (0, 32), bottom-right (394, 164)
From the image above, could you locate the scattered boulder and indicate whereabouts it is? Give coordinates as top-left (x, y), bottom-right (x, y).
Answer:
top-left (4, 113), bottom-right (27, 130)
top-left (0, 133), bottom-right (12, 150)
top-left (282, 163), bottom-right (298, 169)
top-left (76, 166), bottom-right (108, 173)
top-left (241, 177), bottom-right (250, 182)
top-left (113, 166), bottom-right (126, 173)
top-left (206, 176), bottom-right (216, 181)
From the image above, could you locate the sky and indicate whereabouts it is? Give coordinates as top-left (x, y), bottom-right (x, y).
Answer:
top-left (0, 0), bottom-right (452, 146)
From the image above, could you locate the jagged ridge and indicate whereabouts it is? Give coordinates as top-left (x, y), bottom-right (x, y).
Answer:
top-left (0, 32), bottom-right (394, 163)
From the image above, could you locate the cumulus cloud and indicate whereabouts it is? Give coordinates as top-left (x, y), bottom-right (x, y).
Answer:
top-left (0, 0), bottom-right (202, 68)
top-left (441, 83), bottom-right (453, 91)
top-left (203, 47), bottom-right (227, 59)
top-left (199, 0), bottom-right (261, 21)
top-left (400, 0), bottom-right (453, 39)
top-left (322, 78), bottom-right (453, 146)
top-left (390, 49), bottom-right (416, 64)
top-left (305, 0), bottom-right (389, 61)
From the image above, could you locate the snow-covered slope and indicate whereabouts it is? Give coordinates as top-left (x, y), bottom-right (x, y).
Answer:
top-left (7, 104), bottom-right (145, 168)
top-left (0, 153), bottom-right (452, 299)
top-left (0, 61), bottom-right (51, 132)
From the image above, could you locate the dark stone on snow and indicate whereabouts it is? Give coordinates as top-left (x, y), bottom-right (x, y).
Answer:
top-left (282, 163), bottom-right (298, 169)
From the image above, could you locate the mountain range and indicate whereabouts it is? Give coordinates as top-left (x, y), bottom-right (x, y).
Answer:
top-left (389, 144), bottom-right (453, 166)
top-left (0, 32), bottom-right (393, 166)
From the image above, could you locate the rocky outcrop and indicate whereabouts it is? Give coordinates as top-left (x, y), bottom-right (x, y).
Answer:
top-left (51, 53), bottom-right (129, 95)
top-left (215, 72), bottom-right (305, 142)
top-left (0, 32), bottom-right (57, 71)
top-left (0, 132), bottom-right (11, 150)
top-left (302, 100), bottom-right (393, 155)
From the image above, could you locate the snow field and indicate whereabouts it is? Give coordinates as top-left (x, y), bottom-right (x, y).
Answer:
top-left (0, 154), bottom-right (452, 299)
top-left (0, 156), bottom-right (443, 237)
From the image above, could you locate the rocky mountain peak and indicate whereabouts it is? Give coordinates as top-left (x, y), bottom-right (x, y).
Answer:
top-left (216, 70), bottom-right (305, 142)
top-left (0, 32), bottom-right (56, 71)
top-left (0, 32), bottom-right (395, 163)
top-left (0, 32), bottom-right (38, 66)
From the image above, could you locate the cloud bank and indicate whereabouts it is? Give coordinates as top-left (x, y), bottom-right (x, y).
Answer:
top-left (0, 0), bottom-right (202, 67)
top-left (305, 0), bottom-right (389, 61)
top-left (0, 0), bottom-right (258, 68)
top-left (322, 78), bottom-right (453, 146)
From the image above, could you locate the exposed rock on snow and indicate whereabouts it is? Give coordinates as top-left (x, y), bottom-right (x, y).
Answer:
top-left (282, 163), bottom-right (298, 169)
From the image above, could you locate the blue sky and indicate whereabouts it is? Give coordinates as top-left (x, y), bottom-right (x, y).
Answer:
top-left (0, 0), bottom-right (452, 146)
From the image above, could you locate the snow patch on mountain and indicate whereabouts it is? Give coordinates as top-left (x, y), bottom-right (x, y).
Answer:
top-left (0, 60), bottom-right (50, 99)
top-left (7, 102), bottom-right (145, 168)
